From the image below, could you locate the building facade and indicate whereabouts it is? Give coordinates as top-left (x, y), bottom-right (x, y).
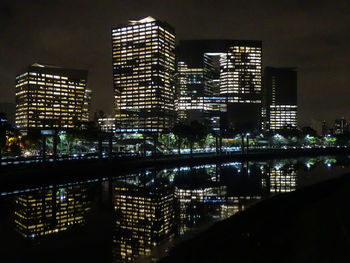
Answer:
top-left (177, 40), bottom-right (262, 133)
top-left (112, 17), bottom-right (176, 133)
top-left (334, 117), bottom-right (348, 135)
top-left (98, 117), bottom-right (116, 132)
top-left (15, 63), bottom-right (91, 130)
top-left (263, 67), bottom-right (298, 131)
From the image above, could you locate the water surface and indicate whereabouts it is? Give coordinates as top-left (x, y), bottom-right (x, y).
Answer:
top-left (0, 156), bottom-right (349, 262)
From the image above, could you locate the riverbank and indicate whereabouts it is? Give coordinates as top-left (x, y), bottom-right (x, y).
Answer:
top-left (1, 147), bottom-right (350, 192)
top-left (159, 173), bottom-right (350, 263)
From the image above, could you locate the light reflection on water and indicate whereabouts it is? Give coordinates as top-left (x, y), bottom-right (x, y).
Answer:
top-left (0, 156), bottom-right (350, 263)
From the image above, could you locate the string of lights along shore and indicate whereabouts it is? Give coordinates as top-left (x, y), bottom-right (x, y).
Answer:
top-left (14, 16), bottom-right (298, 134)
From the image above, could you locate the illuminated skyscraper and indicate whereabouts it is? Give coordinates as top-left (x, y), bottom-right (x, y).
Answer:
top-left (263, 67), bottom-right (298, 131)
top-left (15, 63), bottom-right (91, 130)
top-left (14, 184), bottom-right (89, 239)
top-left (334, 117), bottom-right (348, 135)
top-left (112, 17), bottom-right (176, 133)
top-left (113, 182), bottom-right (175, 262)
top-left (177, 40), bottom-right (262, 132)
top-left (176, 62), bottom-right (207, 122)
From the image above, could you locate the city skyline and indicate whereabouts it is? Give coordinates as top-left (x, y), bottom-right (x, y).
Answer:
top-left (1, 2), bottom-right (350, 262)
top-left (1, 0), bottom-right (350, 129)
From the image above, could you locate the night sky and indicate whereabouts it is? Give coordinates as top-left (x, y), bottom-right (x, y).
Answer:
top-left (1, 0), bottom-right (350, 130)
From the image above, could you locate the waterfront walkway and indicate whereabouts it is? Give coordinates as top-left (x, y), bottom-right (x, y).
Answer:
top-left (1, 147), bottom-right (349, 192)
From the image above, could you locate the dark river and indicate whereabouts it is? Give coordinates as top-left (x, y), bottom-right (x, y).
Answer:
top-left (1, 155), bottom-right (350, 262)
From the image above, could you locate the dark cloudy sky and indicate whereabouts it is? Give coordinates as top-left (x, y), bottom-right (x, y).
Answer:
top-left (1, 0), bottom-right (350, 130)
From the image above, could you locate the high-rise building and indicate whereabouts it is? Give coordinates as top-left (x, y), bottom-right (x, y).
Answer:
top-left (176, 62), bottom-right (207, 122)
top-left (98, 117), bottom-right (116, 132)
top-left (334, 117), bottom-right (348, 135)
top-left (263, 67), bottom-right (297, 131)
top-left (15, 63), bottom-right (91, 130)
top-left (321, 120), bottom-right (328, 136)
top-left (113, 182), bottom-right (175, 262)
top-left (14, 184), bottom-right (89, 239)
top-left (112, 17), bottom-right (176, 133)
top-left (177, 40), bottom-right (262, 133)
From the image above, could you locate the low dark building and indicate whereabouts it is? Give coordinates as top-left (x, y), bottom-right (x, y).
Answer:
top-left (0, 102), bottom-right (15, 126)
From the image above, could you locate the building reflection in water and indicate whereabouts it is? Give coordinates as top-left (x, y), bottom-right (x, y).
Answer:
top-left (174, 165), bottom-right (219, 234)
top-left (8, 158), bottom-right (318, 262)
top-left (174, 163), bottom-right (264, 235)
top-left (268, 166), bottom-right (297, 193)
top-left (112, 176), bottom-right (176, 262)
top-left (262, 160), bottom-right (298, 193)
top-left (218, 162), bottom-right (263, 219)
top-left (14, 184), bottom-right (90, 239)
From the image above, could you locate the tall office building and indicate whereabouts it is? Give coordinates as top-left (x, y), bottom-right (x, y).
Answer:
top-left (112, 17), bottom-right (176, 133)
top-left (321, 120), bottom-right (328, 136)
top-left (263, 67), bottom-right (297, 131)
top-left (15, 63), bottom-right (91, 130)
top-left (176, 62), bottom-right (207, 122)
top-left (177, 40), bottom-right (262, 132)
top-left (14, 184), bottom-right (89, 239)
top-left (334, 117), bottom-right (348, 135)
top-left (113, 182), bottom-right (175, 262)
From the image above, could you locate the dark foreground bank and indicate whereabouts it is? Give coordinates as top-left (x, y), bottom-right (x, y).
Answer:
top-left (159, 174), bottom-right (350, 263)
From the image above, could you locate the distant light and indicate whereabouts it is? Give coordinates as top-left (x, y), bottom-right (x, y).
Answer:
top-left (327, 163), bottom-right (331, 167)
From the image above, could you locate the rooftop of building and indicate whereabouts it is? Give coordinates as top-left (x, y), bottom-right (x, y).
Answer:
top-left (112, 16), bottom-right (175, 34)
top-left (178, 39), bottom-right (262, 67)
top-left (17, 63), bottom-right (88, 79)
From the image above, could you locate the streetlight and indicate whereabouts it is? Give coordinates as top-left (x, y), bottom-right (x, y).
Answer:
top-left (246, 133), bottom-right (250, 153)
